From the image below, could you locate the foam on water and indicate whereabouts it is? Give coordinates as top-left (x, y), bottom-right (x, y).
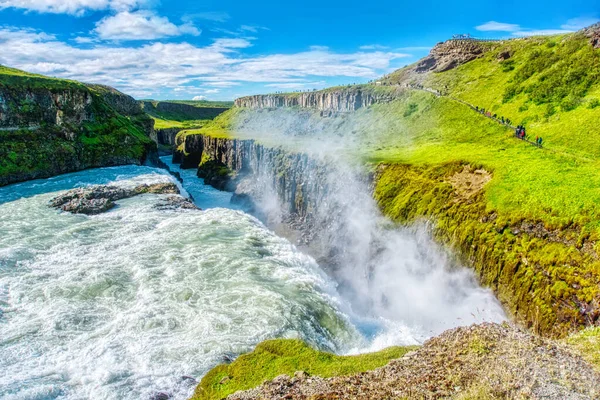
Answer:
top-left (0, 161), bottom-right (506, 400)
top-left (0, 166), bottom-right (359, 399)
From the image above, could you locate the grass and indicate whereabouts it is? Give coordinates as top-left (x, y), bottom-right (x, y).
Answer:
top-left (191, 339), bottom-right (414, 400)
top-left (152, 116), bottom-right (209, 130)
top-left (141, 100), bottom-right (231, 123)
top-left (566, 327), bottom-right (600, 370)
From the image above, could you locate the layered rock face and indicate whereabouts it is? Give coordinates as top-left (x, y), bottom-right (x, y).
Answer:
top-left (0, 87), bottom-right (93, 129)
top-left (174, 134), bottom-right (326, 222)
top-left (234, 87), bottom-right (400, 112)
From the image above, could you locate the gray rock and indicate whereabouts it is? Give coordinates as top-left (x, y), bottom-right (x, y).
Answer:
top-left (50, 182), bottom-right (180, 215)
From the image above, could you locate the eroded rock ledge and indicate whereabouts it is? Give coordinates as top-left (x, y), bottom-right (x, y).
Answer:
top-left (50, 182), bottom-right (197, 214)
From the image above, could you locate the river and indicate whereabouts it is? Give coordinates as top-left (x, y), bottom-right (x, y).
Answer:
top-left (0, 157), bottom-right (505, 399)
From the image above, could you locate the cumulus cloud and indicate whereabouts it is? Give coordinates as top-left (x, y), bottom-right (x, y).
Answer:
top-left (0, 0), bottom-right (149, 15)
top-left (0, 27), bottom-right (410, 98)
top-left (359, 44), bottom-right (389, 50)
top-left (475, 21), bottom-right (520, 32)
top-left (94, 11), bottom-right (200, 40)
top-left (192, 95), bottom-right (206, 100)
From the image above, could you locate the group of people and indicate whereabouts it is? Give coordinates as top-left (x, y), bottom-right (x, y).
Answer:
top-left (475, 106), bottom-right (512, 126)
top-left (515, 125), bottom-right (544, 147)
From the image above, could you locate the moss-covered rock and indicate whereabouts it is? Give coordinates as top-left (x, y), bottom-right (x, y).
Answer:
top-left (191, 339), bottom-right (414, 400)
top-left (374, 162), bottom-right (600, 337)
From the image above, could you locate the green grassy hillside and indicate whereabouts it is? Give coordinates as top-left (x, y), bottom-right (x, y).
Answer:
top-left (179, 28), bottom-right (600, 336)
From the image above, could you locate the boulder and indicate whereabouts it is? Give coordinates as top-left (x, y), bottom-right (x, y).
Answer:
top-left (50, 182), bottom-right (180, 215)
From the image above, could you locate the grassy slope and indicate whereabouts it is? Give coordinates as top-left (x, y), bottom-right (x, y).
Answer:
top-left (0, 65), bottom-right (155, 183)
top-left (143, 100), bottom-right (233, 130)
top-left (191, 339), bottom-right (414, 400)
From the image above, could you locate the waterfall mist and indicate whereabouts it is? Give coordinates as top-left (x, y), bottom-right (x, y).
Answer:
top-left (231, 108), bottom-right (506, 348)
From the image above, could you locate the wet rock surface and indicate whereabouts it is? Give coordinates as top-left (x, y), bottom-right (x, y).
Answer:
top-left (50, 182), bottom-right (180, 214)
top-left (154, 195), bottom-right (200, 211)
top-left (229, 323), bottom-right (600, 400)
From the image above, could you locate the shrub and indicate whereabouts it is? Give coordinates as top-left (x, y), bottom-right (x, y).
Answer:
top-left (587, 98), bottom-right (600, 109)
top-left (404, 102), bottom-right (419, 117)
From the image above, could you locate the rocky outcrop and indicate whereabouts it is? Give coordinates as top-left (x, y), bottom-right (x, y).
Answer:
top-left (49, 182), bottom-right (184, 214)
top-left (0, 87), bottom-right (93, 129)
top-left (234, 87), bottom-right (400, 112)
top-left (173, 133), bottom-right (335, 249)
top-left (415, 40), bottom-right (486, 73)
top-left (582, 23), bottom-right (600, 49)
top-left (174, 134), bottom-right (325, 221)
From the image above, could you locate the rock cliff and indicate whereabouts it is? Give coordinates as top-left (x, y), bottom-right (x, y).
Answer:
top-left (0, 66), bottom-right (156, 186)
top-left (415, 39), bottom-right (486, 73)
top-left (234, 87), bottom-right (401, 112)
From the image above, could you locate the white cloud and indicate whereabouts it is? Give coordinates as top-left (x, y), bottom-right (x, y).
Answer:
top-left (203, 89), bottom-right (220, 94)
top-left (73, 36), bottom-right (97, 44)
top-left (94, 11), bottom-right (200, 40)
top-left (0, 0), bottom-right (149, 15)
top-left (561, 16), bottom-right (599, 30)
top-left (475, 18), bottom-right (587, 37)
top-left (0, 27), bottom-right (410, 98)
top-left (360, 44), bottom-right (389, 50)
top-left (475, 21), bottom-right (521, 32)
top-left (192, 95), bottom-right (206, 100)
top-left (512, 29), bottom-right (573, 37)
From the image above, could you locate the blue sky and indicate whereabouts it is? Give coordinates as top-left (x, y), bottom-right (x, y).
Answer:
top-left (0, 0), bottom-right (597, 101)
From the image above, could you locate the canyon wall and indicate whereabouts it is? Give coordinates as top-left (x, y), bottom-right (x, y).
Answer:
top-left (173, 134), bottom-right (327, 232)
top-left (234, 87), bottom-right (401, 112)
top-left (0, 74), bottom-right (156, 186)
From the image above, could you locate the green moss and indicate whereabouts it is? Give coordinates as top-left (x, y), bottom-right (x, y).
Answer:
top-left (374, 162), bottom-right (600, 337)
top-left (192, 339), bottom-right (415, 400)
